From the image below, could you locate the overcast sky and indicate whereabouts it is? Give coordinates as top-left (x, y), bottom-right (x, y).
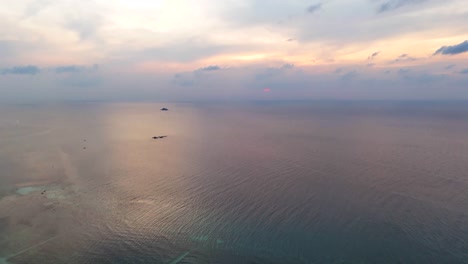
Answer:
top-left (1, 0), bottom-right (468, 101)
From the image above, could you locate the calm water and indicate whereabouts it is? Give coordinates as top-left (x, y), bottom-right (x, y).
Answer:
top-left (0, 102), bottom-right (467, 263)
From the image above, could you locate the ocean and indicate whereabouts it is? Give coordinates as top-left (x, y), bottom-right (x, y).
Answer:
top-left (0, 101), bottom-right (467, 263)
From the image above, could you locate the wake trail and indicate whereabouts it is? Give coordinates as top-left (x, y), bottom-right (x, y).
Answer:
top-left (5, 236), bottom-right (58, 261)
top-left (167, 250), bottom-right (191, 264)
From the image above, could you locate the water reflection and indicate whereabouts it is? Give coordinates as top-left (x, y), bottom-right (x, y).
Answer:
top-left (0, 102), bottom-right (467, 263)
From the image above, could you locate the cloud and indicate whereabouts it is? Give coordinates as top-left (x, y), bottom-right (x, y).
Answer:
top-left (340, 71), bottom-right (358, 81)
top-left (334, 67), bottom-right (344, 74)
top-left (1, 65), bottom-right (40, 75)
top-left (198, 65), bottom-right (221, 71)
top-left (392, 53), bottom-right (417, 63)
top-left (62, 76), bottom-right (103, 87)
top-left (255, 64), bottom-right (295, 81)
top-left (445, 64), bottom-right (455, 70)
top-left (0, 41), bottom-right (14, 58)
top-left (172, 65), bottom-right (225, 87)
top-left (55, 64), bottom-right (99, 73)
top-left (1, 64), bottom-right (99, 76)
top-left (395, 68), bottom-right (446, 83)
top-left (460, 69), bottom-right (468, 74)
top-left (66, 19), bottom-right (97, 40)
top-left (221, 1), bottom-right (302, 28)
top-left (56, 65), bottom-right (82, 73)
top-left (376, 0), bottom-right (428, 13)
top-left (368, 51), bottom-right (380, 60)
top-left (23, 0), bottom-right (53, 18)
top-left (59, 67), bottom-right (103, 87)
top-left (306, 3), bottom-right (322, 14)
top-left (172, 73), bottom-right (195, 87)
top-left (293, 0), bottom-right (468, 46)
top-left (433, 40), bottom-right (468, 55)
top-left (131, 40), bottom-right (251, 63)
top-left (412, 73), bottom-right (447, 83)
top-left (398, 68), bottom-right (411, 75)
top-left (65, 13), bottom-right (103, 41)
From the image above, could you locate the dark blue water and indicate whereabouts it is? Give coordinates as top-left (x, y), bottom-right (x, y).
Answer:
top-left (0, 102), bottom-right (467, 263)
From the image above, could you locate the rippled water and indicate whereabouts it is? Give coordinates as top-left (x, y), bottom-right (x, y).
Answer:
top-left (0, 102), bottom-right (467, 263)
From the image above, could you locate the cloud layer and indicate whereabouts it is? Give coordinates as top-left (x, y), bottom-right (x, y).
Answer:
top-left (377, 0), bottom-right (428, 13)
top-left (1, 65), bottom-right (40, 75)
top-left (0, 0), bottom-right (467, 101)
top-left (434, 40), bottom-right (468, 55)
top-left (307, 3), bottom-right (322, 14)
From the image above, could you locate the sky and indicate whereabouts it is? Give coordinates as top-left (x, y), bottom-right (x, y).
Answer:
top-left (1, 0), bottom-right (468, 101)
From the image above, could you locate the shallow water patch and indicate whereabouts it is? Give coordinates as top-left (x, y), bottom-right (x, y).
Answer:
top-left (15, 185), bottom-right (69, 201)
top-left (16, 186), bottom-right (44, 196)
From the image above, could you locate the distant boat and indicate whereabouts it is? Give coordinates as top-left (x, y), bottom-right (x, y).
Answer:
top-left (161, 108), bottom-right (169, 111)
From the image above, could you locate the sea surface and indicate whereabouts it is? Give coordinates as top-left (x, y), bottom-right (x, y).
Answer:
top-left (0, 101), bottom-right (467, 263)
